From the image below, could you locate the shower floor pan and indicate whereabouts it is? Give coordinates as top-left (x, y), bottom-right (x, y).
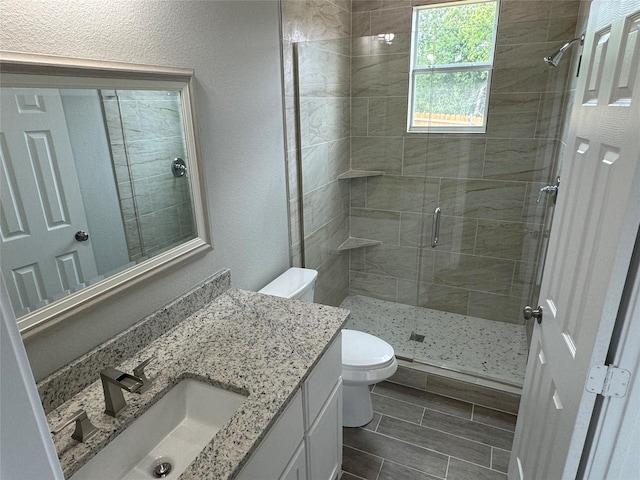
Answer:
top-left (340, 294), bottom-right (527, 387)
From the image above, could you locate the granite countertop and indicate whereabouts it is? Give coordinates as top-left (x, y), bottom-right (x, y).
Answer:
top-left (47, 288), bottom-right (348, 479)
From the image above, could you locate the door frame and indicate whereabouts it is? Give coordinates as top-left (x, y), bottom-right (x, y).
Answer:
top-left (578, 224), bottom-right (640, 478)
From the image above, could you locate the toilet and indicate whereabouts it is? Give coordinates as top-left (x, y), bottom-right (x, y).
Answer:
top-left (259, 267), bottom-right (398, 427)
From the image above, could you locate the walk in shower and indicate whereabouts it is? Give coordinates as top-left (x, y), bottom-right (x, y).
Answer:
top-left (282, 0), bottom-right (582, 389)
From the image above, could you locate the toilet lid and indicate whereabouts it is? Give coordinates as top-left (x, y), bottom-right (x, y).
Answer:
top-left (342, 329), bottom-right (395, 369)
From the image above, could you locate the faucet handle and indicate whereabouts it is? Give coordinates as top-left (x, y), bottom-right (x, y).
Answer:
top-left (51, 409), bottom-right (99, 443)
top-left (133, 355), bottom-right (155, 393)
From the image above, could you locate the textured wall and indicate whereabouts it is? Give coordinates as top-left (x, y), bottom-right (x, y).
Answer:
top-left (1, 0), bottom-right (289, 379)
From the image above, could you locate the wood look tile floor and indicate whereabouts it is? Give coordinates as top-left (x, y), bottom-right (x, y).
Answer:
top-left (341, 369), bottom-right (519, 480)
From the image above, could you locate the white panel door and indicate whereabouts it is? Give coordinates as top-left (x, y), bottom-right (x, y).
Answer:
top-left (0, 88), bottom-right (97, 316)
top-left (509, 1), bottom-right (640, 479)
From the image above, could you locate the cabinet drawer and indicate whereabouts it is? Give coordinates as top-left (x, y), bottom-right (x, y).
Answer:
top-left (237, 390), bottom-right (304, 480)
top-left (303, 333), bottom-right (341, 428)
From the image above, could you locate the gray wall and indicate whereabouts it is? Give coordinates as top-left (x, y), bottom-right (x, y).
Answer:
top-left (1, 0), bottom-right (290, 380)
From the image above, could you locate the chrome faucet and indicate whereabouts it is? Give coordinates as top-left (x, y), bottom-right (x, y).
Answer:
top-left (100, 367), bottom-right (145, 417)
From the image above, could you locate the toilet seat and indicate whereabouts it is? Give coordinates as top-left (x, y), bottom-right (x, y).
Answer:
top-left (342, 329), bottom-right (398, 384)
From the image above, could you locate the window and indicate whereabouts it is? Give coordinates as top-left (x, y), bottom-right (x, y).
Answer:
top-left (408, 0), bottom-right (499, 133)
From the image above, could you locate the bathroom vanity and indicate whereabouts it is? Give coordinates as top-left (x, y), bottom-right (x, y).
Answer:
top-left (237, 333), bottom-right (342, 480)
top-left (43, 275), bottom-right (348, 479)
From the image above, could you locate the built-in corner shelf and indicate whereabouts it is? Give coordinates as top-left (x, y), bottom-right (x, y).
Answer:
top-left (337, 237), bottom-right (382, 251)
top-left (337, 170), bottom-right (385, 180)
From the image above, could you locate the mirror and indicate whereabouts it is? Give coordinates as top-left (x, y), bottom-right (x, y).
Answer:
top-left (0, 53), bottom-right (211, 338)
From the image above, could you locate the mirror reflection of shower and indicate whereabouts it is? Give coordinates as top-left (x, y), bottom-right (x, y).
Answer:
top-left (544, 34), bottom-right (585, 67)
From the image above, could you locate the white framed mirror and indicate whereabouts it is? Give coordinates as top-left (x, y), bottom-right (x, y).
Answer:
top-left (0, 53), bottom-right (211, 338)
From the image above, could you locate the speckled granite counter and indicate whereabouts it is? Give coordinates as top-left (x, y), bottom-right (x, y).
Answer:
top-left (47, 288), bottom-right (348, 479)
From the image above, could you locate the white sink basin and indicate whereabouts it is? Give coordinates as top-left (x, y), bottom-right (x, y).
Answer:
top-left (71, 379), bottom-right (247, 480)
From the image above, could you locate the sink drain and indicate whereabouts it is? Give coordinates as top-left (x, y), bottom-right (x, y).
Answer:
top-left (152, 461), bottom-right (172, 478)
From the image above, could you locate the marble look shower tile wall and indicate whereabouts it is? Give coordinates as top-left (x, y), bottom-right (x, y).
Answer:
top-left (351, 53), bottom-right (410, 97)
top-left (281, 0), bottom-right (352, 281)
top-left (433, 252), bottom-right (515, 295)
top-left (438, 179), bottom-right (527, 222)
top-left (351, 208), bottom-right (401, 244)
top-left (362, 244), bottom-right (422, 280)
top-left (351, 137), bottom-right (403, 172)
top-left (102, 91), bottom-right (193, 262)
top-left (281, 0), bottom-right (350, 43)
top-left (403, 137), bottom-right (486, 178)
top-left (281, 1), bottom-right (352, 306)
top-left (397, 280), bottom-right (471, 315)
top-left (303, 179), bottom-right (349, 234)
top-left (350, 270), bottom-right (399, 302)
top-left (347, 0), bottom-right (581, 324)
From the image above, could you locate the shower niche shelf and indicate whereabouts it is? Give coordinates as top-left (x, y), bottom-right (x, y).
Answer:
top-left (337, 237), bottom-right (382, 251)
top-left (337, 170), bottom-right (385, 180)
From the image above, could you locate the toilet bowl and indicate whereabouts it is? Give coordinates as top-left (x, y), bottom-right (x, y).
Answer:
top-left (259, 267), bottom-right (398, 427)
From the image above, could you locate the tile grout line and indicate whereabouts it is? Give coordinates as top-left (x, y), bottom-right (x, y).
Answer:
top-left (403, 384), bottom-right (521, 416)
top-left (375, 458), bottom-right (383, 480)
top-left (373, 412), bottom-right (382, 431)
top-left (445, 455), bottom-right (451, 479)
top-left (352, 421), bottom-right (502, 470)
top-left (345, 435), bottom-right (448, 480)
top-left (374, 411), bottom-right (513, 452)
top-left (374, 388), bottom-right (517, 428)
top-left (490, 446), bottom-right (495, 471)
top-left (373, 387), bottom-right (475, 420)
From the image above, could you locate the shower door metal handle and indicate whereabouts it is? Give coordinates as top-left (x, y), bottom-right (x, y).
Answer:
top-left (431, 207), bottom-right (441, 248)
top-left (523, 305), bottom-right (543, 324)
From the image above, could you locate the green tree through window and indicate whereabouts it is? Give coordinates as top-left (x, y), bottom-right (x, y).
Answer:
top-left (409, 0), bottom-right (498, 132)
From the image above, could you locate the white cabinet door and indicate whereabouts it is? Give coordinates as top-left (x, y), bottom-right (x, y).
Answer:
top-left (238, 334), bottom-right (343, 480)
top-left (306, 381), bottom-right (342, 480)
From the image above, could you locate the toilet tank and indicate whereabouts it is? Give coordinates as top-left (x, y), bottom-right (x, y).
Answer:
top-left (259, 268), bottom-right (318, 302)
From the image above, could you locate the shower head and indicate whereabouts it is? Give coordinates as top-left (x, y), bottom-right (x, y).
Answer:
top-left (544, 34), bottom-right (585, 67)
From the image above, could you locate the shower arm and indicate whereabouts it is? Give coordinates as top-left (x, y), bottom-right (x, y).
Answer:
top-left (558, 36), bottom-right (584, 55)
top-left (544, 34), bottom-right (585, 67)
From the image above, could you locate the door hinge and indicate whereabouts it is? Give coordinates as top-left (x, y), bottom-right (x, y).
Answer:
top-left (586, 365), bottom-right (631, 398)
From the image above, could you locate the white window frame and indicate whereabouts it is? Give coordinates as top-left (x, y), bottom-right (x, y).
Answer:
top-left (407, 0), bottom-right (499, 134)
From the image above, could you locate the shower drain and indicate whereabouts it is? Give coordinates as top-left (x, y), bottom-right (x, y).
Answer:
top-left (409, 332), bottom-right (425, 342)
top-left (152, 461), bottom-right (172, 478)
